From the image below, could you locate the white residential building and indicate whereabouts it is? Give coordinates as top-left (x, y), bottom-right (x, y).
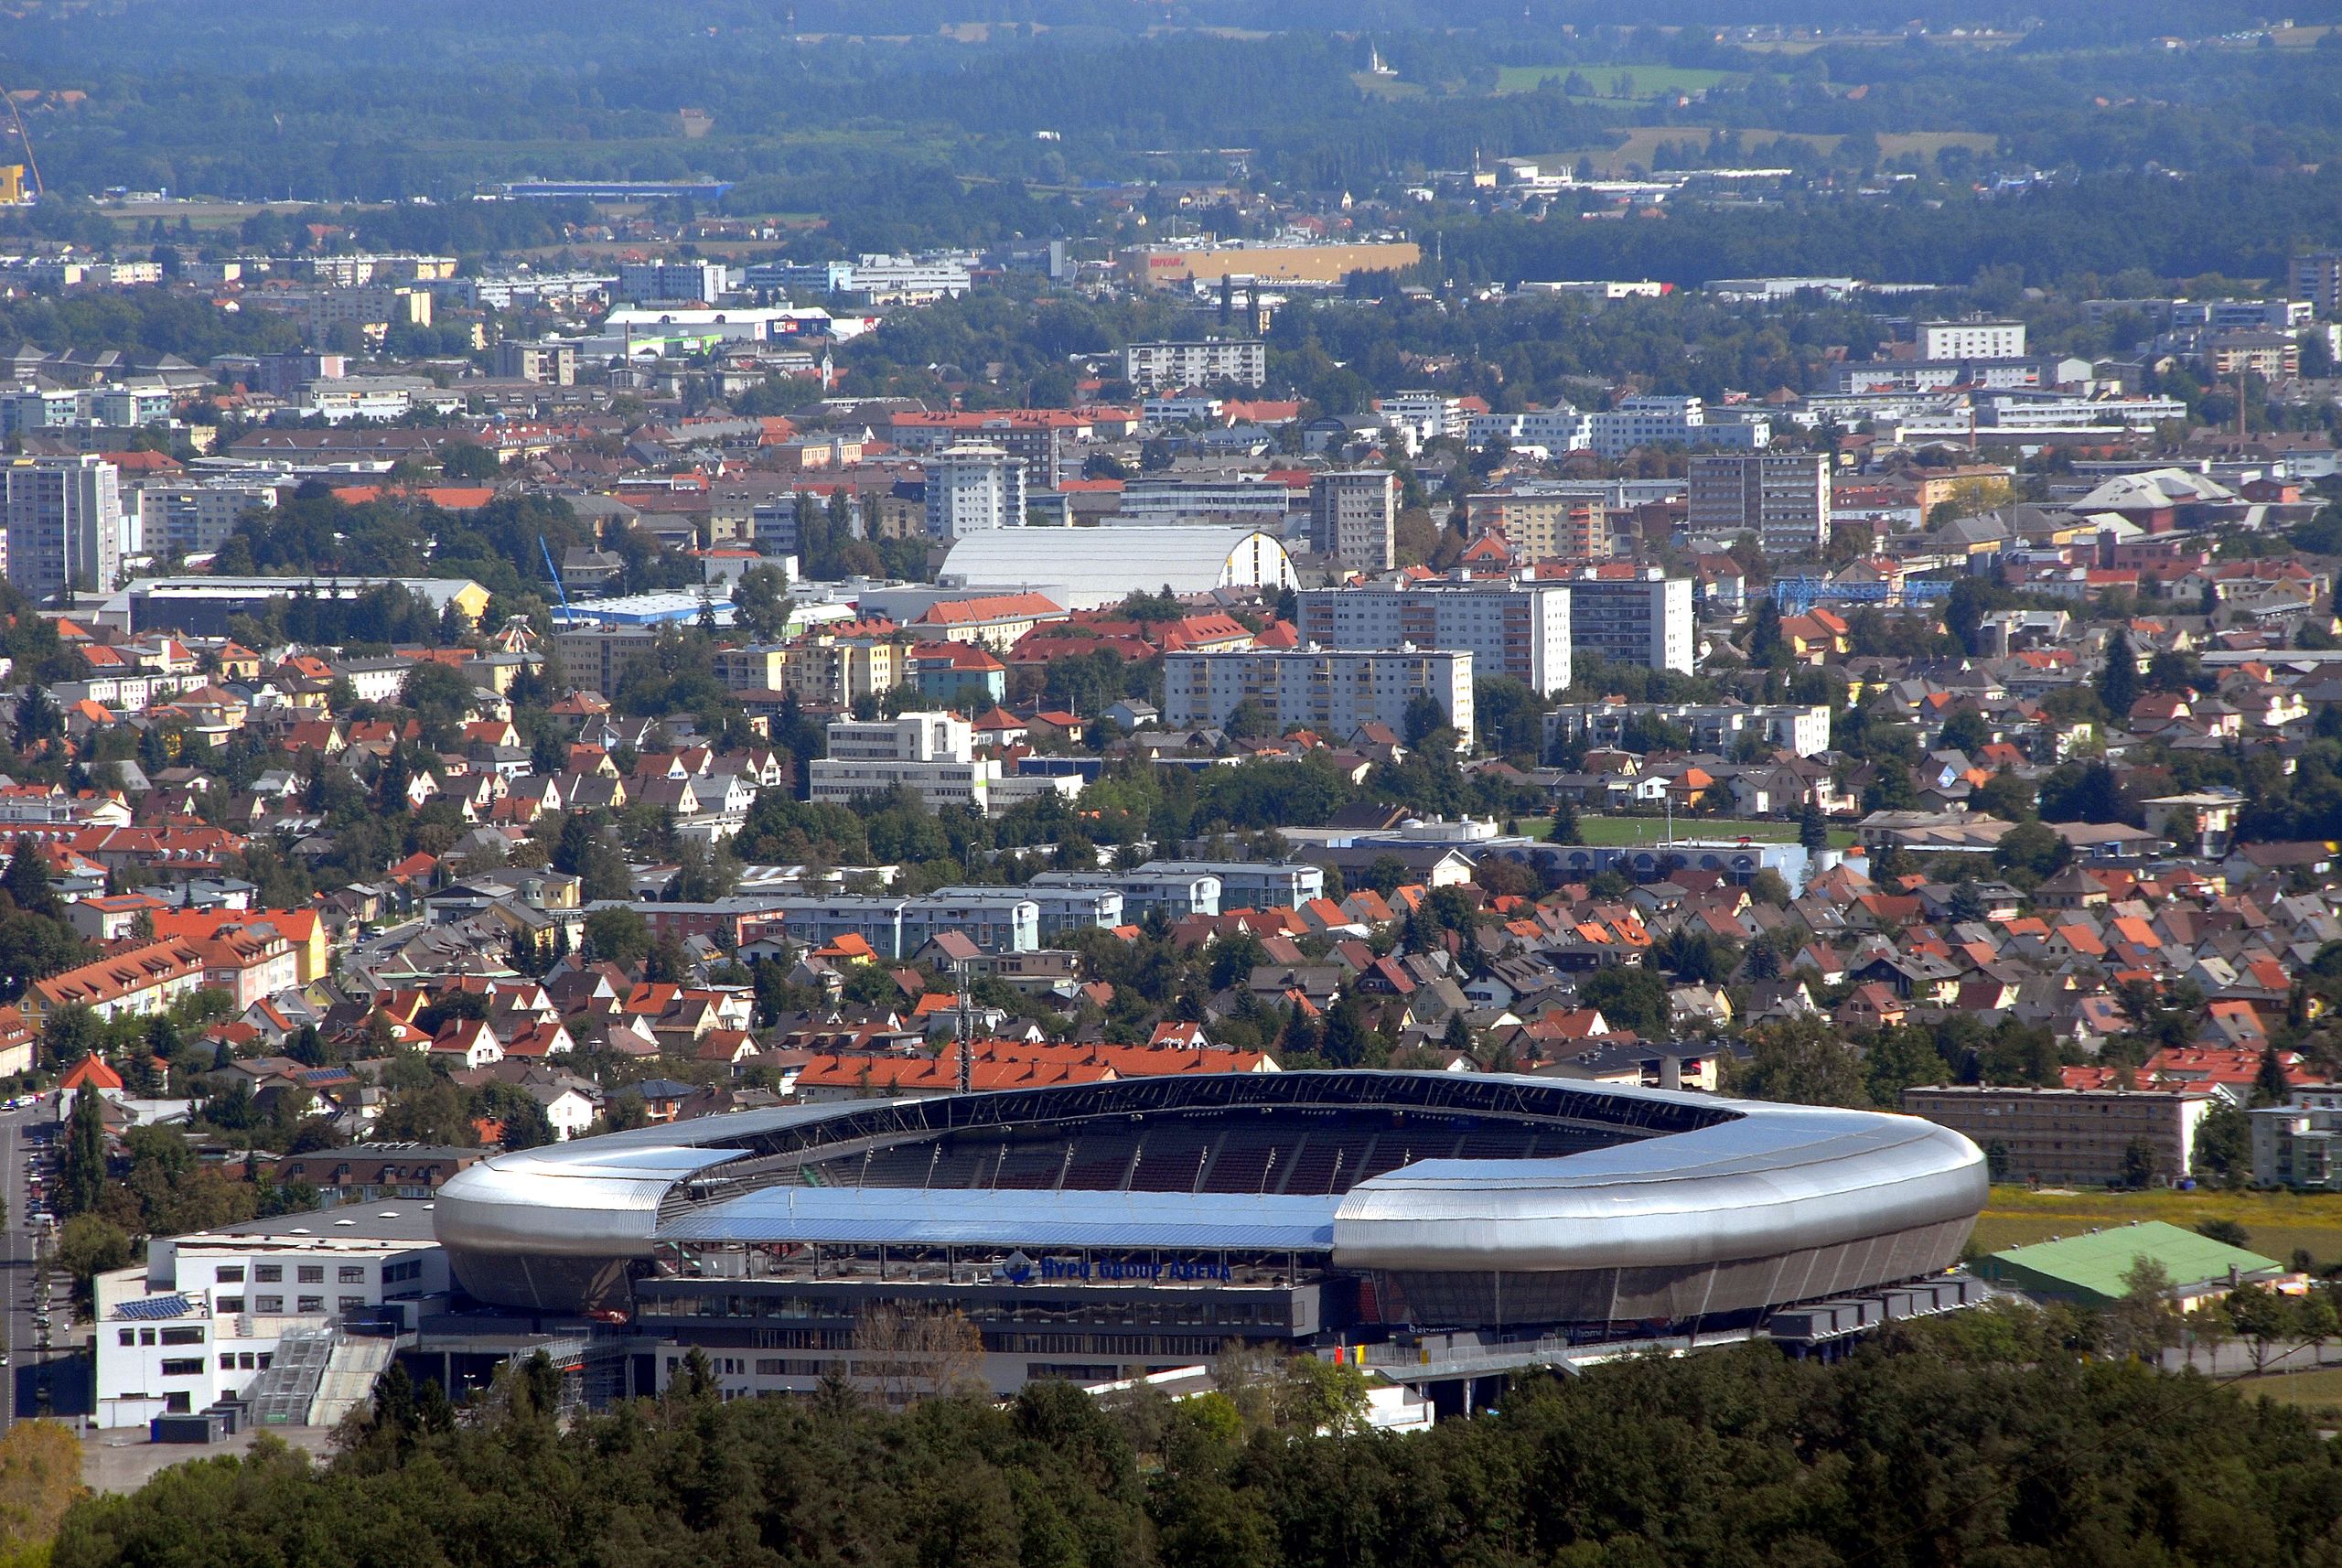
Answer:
top-left (847, 253), bottom-right (974, 304)
top-left (1308, 469), bottom-right (1398, 572)
top-left (1584, 396), bottom-right (1770, 459)
top-left (1374, 391), bottom-right (1469, 449)
top-left (1122, 338), bottom-right (1268, 392)
top-left (1919, 320), bottom-right (2027, 360)
top-left (1024, 868), bottom-right (1223, 921)
top-left (1566, 568), bottom-right (1695, 674)
top-left (1686, 453), bottom-right (1832, 557)
top-left (618, 259), bottom-right (729, 305)
top-left (1466, 406), bottom-right (1593, 454)
top-left (5, 453), bottom-right (122, 601)
top-left (808, 712), bottom-right (1080, 816)
top-left (1544, 702), bottom-right (1832, 758)
top-left (1296, 577), bottom-right (1572, 694)
top-left (1163, 648), bottom-right (1475, 746)
top-left (925, 444), bottom-right (1027, 539)
top-left (92, 1213), bottom-right (447, 1427)
top-left (133, 478), bottom-right (285, 555)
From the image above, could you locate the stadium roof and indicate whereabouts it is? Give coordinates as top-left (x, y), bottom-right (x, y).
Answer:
top-left (660, 1187), bottom-right (1338, 1251)
top-left (937, 525), bottom-right (1295, 610)
top-left (1978, 1220), bottom-right (2283, 1306)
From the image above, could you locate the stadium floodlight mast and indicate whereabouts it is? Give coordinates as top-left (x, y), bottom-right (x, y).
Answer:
top-left (955, 960), bottom-right (973, 1096)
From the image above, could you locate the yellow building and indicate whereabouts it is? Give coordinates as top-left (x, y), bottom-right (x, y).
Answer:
top-left (0, 166), bottom-right (27, 205)
top-left (1117, 242), bottom-right (1422, 290)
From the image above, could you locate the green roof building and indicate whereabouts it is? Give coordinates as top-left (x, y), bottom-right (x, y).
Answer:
top-left (1976, 1220), bottom-right (2286, 1309)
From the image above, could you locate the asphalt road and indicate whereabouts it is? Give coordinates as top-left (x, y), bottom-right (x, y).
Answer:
top-left (0, 1099), bottom-right (57, 1428)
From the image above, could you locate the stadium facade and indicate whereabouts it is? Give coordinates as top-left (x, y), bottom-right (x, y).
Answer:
top-left (435, 1071), bottom-right (1987, 1400)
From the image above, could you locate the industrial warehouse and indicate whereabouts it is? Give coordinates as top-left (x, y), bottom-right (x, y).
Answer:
top-left (435, 1070), bottom-right (1990, 1409)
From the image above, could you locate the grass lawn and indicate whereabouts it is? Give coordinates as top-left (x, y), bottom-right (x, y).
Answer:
top-left (1973, 1186), bottom-right (2342, 1273)
top-left (2232, 1366), bottom-right (2342, 1415)
top-left (1496, 63), bottom-right (1745, 96)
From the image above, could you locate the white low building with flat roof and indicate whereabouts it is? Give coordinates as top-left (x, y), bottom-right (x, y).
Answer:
top-left (91, 1202), bottom-right (446, 1428)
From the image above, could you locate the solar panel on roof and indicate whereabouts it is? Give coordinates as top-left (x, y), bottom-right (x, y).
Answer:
top-left (115, 1294), bottom-right (196, 1320)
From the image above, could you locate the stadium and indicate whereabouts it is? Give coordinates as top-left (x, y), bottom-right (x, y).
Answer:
top-left (435, 1071), bottom-right (1989, 1402)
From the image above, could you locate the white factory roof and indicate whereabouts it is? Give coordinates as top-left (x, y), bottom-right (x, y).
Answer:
top-left (937, 525), bottom-right (1295, 610)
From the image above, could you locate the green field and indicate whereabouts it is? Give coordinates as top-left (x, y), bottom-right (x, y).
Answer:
top-left (1496, 63), bottom-right (1746, 98)
top-left (2234, 1367), bottom-right (2342, 1416)
top-left (1973, 1186), bottom-right (2342, 1274)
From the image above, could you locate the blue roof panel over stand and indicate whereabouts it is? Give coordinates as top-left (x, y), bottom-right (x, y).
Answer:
top-left (660, 1187), bottom-right (1339, 1252)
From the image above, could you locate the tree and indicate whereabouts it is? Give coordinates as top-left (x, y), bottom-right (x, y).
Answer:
top-left (850, 1303), bottom-right (987, 1407)
top-left (1797, 800), bottom-right (1829, 853)
top-left (2254, 1042), bottom-right (2292, 1108)
top-left (41, 1004), bottom-right (100, 1072)
top-left (1727, 1018), bottom-right (1869, 1108)
top-left (1321, 991), bottom-right (1374, 1068)
top-left (1579, 966), bottom-right (1671, 1039)
top-left (2097, 629), bottom-right (2140, 720)
top-left (55, 1213), bottom-right (134, 1308)
top-left (2224, 1283), bottom-right (2292, 1373)
top-left (731, 564), bottom-right (795, 641)
top-left (1402, 693), bottom-right (1447, 748)
top-left (2, 834), bottom-right (59, 918)
top-left (2195, 1218), bottom-right (2251, 1249)
top-left (2119, 1137), bottom-right (2162, 1190)
top-left (60, 1081), bottom-right (109, 1217)
top-left (585, 907), bottom-right (651, 967)
top-left (2191, 1103), bottom-right (2251, 1189)
top-left (1550, 798), bottom-right (1583, 845)
top-left (2099, 1257), bottom-right (2179, 1361)
top-left (1993, 821), bottom-right (2071, 881)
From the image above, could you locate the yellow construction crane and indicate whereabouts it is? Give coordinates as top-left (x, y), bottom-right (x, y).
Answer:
top-left (0, 75), bottom-right (44, 202)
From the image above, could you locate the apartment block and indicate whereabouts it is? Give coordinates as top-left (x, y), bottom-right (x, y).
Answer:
top-left (1122, 338), bottom-right (1268, 392)
top-left (1374, 391), bottom-right (1469, 449)
top-left (1162, 648), bottom-right (1474, 746)
top-left (133, 478), bottom-right (282, 556)
top-left (1024, 868), bottom-right (1221, 922)
top-left (1900, 1084), bottom-right (2213, 1187)
top-left (493, 339), bottom-right (577, 384)
top-left (925, 444), bottom-right (1027, 539)
top-left (754, 892), bottom-right (1039, 958)
top-left (1464, 489), bottom-right (1611, 563)
top-left (1584, 396), bottom-right (1770, 459)
top-left (618, 260), bottom-right (728, 305)
top-left (1686, 453), bottom-right (1832, 557)
top-left (1918, 320), bottom-right (2027, 360)
top-left (1466, 407), bottom-right (1593, 454)
top-left (1544, 702), bottom-right (1832, 758)
top-left (1563, 567), bottom-right (1695, 674)
top-left (5, 453), bottom-right (122, 602)
top-left (2251, 1091), bottom-right (2342, 1189)
top-left (936, 880), bottom-right (1125, 937)
top-left (1296, 578), bottom-right (1572, 694)
top-left (806, 712), bottom-right (1078, 816)
top-left (1308, 469), bottom-right (1398, 573)
top-left (553, 626), bottom-right (666, 696)
top-left (2293, 251), bottom-right (2342, 317)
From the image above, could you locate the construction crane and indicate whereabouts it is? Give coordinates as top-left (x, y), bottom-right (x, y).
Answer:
top-left (0, 75), bottom-right (44, 201)
top-left (539, 534), bottom-right (572, 620)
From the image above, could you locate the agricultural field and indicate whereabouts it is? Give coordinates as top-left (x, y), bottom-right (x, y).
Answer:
top-left (1973, 1185), bottom-right (2342, 1274)
top-left (1495, 63), bottom-right (1746, 98)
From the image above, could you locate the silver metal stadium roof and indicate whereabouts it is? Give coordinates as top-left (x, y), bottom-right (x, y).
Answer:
top-left (435, 1073), bottom-right (1986, 1286)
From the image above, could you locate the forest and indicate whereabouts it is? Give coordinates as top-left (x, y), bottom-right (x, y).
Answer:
top-left (43, 1313), bottom-right (2342, 1568)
